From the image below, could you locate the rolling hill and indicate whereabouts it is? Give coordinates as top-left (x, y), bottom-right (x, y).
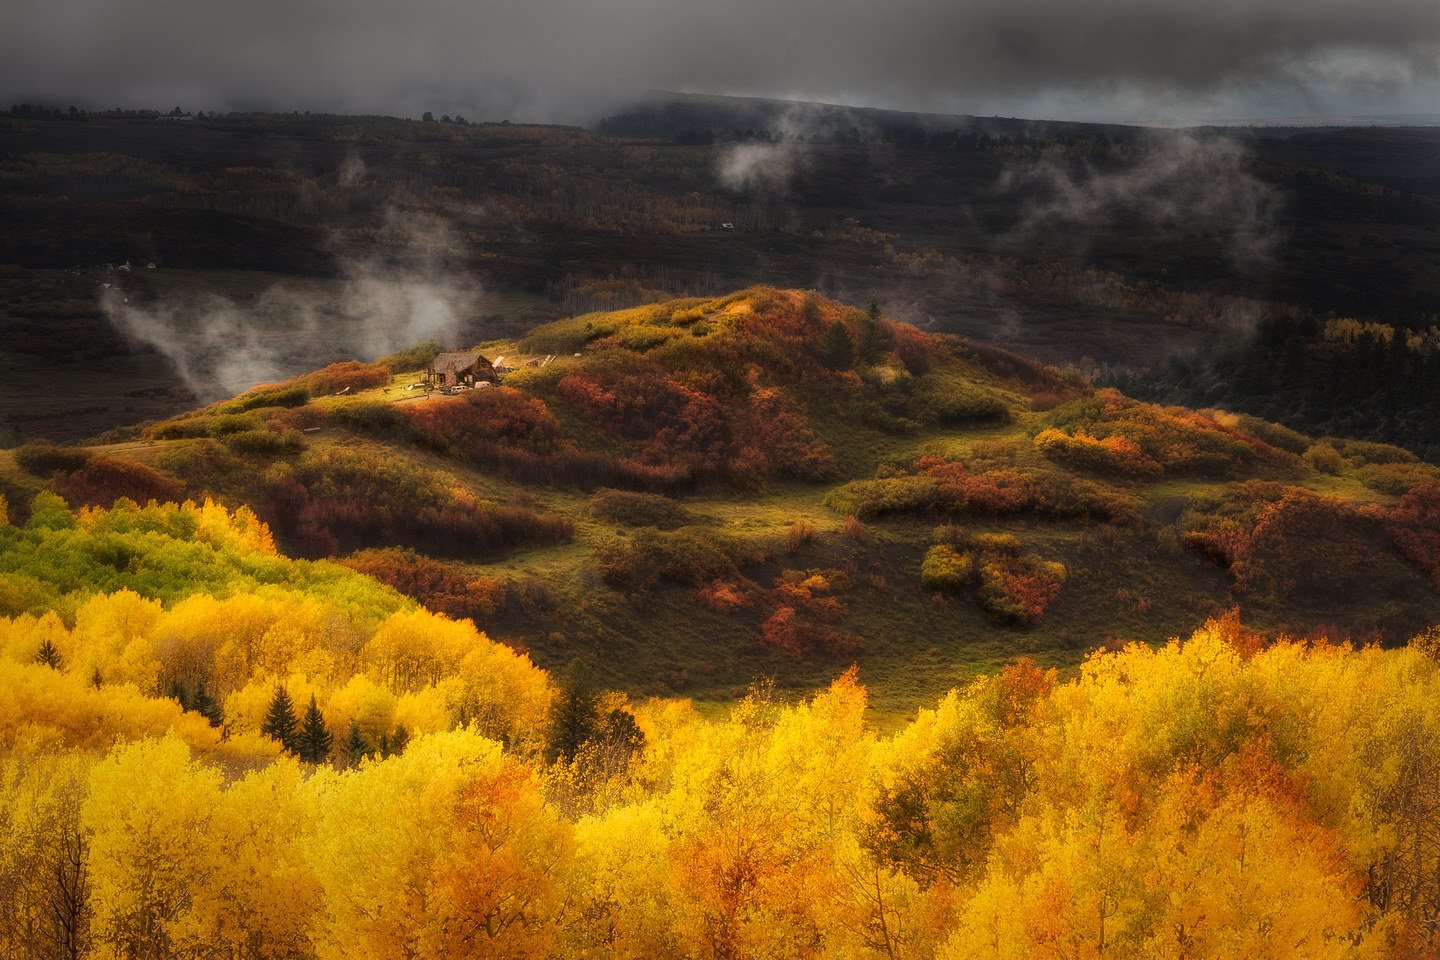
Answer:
top-left (4, 286), bottom-right (1439, 721)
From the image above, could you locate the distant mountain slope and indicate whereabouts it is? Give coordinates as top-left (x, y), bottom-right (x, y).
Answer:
top-left (5, 287), bottom-right (1440, 719)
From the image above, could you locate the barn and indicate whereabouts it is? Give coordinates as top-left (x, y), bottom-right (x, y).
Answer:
top-left (428, 351), bottom-right (497, 389)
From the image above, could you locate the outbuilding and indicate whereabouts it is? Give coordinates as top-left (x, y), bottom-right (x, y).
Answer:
top-left (428, 351), bottom-right (497, 389)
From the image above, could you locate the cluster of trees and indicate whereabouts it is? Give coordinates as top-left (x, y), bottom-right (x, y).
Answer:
top-left (4, 618), bottom-right (1440, 958)
top-left (1124, 313), bottom-right (1440, 463)
top-left (0, 499), bottom-right (553, 762)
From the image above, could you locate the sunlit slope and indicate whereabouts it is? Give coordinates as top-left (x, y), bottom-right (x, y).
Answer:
top-left (5, 286), bottom-right (1440, 717)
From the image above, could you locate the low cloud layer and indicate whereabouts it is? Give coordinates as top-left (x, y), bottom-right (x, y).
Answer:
top-left (2, 0), bottom-right (1436, 122)
top-left (103, 212), bottom-right (477, 400)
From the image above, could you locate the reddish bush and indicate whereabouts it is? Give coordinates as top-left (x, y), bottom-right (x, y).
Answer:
top-left (693, 579), bottom-right (753, 613)
top-left (299, 361), bottom-right (391, 396)
top-left (49, 456), bottom-right (184, 508)
top-left (757, 569), bottom-right (859, 658)
top-left (262, 449), bottom-right (573, 559)
top-left (403, 388), bottom-right (561, 456)
top-left (1232, 488), bottom-right (1384, 597)
top-left (1389, 482), bottom-right (1440, 589)
top-left (342, 548), bottom-right (508, 619)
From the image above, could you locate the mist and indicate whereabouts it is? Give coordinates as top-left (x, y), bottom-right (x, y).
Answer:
top-left (2, 0), bottom-right (1436, 123)
top-left (102, 212), bottom-right (478, 400)
top-left (997, 133), bottom-right (1284, 267)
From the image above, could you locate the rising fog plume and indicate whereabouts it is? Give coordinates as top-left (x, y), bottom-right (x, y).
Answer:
top-left (1, 0), bottom-right (1435, 122)
top-left (998, 133), bottom-right (1284, 266)
top-left (102, 212), bottom-right (476, 400)
top-left (718, 141), bottom-right (806, 194)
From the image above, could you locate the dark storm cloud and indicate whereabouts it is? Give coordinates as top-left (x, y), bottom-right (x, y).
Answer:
top-left (1, 0), bottom-right (1436, 120)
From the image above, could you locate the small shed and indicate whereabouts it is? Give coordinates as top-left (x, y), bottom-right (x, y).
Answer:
top-left (428, 351), bottom-right (497, 389)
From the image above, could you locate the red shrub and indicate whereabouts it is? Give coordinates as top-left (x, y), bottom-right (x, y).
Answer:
top-left (342, 548), bottom-right (508, 619)
top-left (1387, 482), bottom-right (1440, 589)
top-left (299, 361), bottom-right (391, 396)
top-left (50, 456), bottom-right (184, 508)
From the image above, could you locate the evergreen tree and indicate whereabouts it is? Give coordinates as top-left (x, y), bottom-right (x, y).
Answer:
top-left (858, 298), bottom-right (886, 364)
top-left (342, 722), bottom-right (370, 768)
top-left (820, 320), bottom-right (855, 371)
top-left (260, 686), bottom-right (300, 754)
top-left (389, 724), bottom-right (409, 757)
top-left (547, 661), bottom-right (600, 763)
top-left (35, 637), bottom-right (62, 669)
top-left (90, 667), bottom-right (103, 689)
top-left (190, 679), bottom-right (224, 729)
top-left (296, 695), bottom-right (333, 763)
top-left (166, 679), bottom-right (189, 709)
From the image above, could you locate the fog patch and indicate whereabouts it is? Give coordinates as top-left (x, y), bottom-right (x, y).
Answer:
top-left (997, 132), bottom-right (1284, 267)
top-left (102, 210), bottom-right (477, 400)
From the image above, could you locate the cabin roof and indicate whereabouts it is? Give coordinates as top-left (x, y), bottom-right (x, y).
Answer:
top-left (430, 351), bottom-right (492, 373)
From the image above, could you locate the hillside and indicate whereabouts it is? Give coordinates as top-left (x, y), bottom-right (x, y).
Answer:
top-left (5, 287), bottom-right (1440, 720)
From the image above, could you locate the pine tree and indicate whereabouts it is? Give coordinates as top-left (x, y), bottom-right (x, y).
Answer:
top-left (342, 722), bottom-right (370, 768)
top-left (167, 679), bottom-right (189, 709)
top-left (190, 679), bottom-right (224, 729)
top-left (389, 724), bottom-right (409, 756)
top-left (547, 661), bottom-right (599, 763)
top-left (261, 686), bottom-right (300, 754)
top-left (35, 637), bottom-right (62, 669)
top-left (858, 298), bottom-right (886, 364)
top-left (296, 695), bottom-right (333, 763)
top-left (820, 319), bottom-right (855, 371)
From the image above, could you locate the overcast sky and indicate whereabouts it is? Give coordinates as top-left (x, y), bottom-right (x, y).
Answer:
top-left (2, 0), bottom-right (1436, 124)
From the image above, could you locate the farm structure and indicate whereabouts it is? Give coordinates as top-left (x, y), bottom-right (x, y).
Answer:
top-left (426, 351), bottom-right (498, 390)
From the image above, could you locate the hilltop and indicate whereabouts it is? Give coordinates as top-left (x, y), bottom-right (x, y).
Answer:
top-left (5, 287), bottom-right (1440, 719)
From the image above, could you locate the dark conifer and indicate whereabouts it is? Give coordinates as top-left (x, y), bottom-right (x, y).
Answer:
top-left (547, 660), bottom-right (599, 763)
top-left (35, 637), bottom-right (62, 670)
top-left (342, 722), bottom-right (369, 768)
top-left (296, 695), bottom-right (333, 763)
top-left (260, 686), bottom-right (300, 754)
top-left (857, 298), bottom-right (886, 364)
top-left (167, 679), bottom-right (189, 709)
top-left (389, 724), bottom-right (409, 757)
top-left (191, 680), bottom-right (224, 729)
top-left (820, 320), bottom-right (855, 371)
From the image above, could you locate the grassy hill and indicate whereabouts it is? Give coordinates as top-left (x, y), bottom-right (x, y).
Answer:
top-left (5, 287), bottom-right (1440, 722)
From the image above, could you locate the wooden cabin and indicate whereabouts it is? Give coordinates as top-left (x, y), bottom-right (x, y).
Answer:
top-left (427, 351), bottom-right (497, 389)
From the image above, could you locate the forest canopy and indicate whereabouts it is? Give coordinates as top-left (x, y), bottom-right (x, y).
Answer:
top-left (1, 496), bottom-right (1439, 957)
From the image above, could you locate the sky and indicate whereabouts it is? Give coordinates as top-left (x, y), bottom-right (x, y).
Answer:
top-left (1, 0), bottom-right (1437, 124)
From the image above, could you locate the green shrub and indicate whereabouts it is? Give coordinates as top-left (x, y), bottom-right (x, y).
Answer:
top-left (920, 545), bottom-right (973, 592)
top-left (223, 428), bottom-right (305, 456)
top-left (1232, 414), bottom-right (1311, 455)
top-left (329, 401), bottom-right (404, 435)
top-left (589, 488), bottom-right (694, 529)
top-left (378, 341), bottom-right (441, 374)
top-left (1303, 443), bottom-right (1346, 475)
top-left (222, 385), bottom-right (310, 413)
top-left (204, 413), bottom-right (260, 437)
top-left (14, 442), bottom-right (92, 476)
top-left (1335, 439), bottom-right (1418, 466)
top-left (928, 381), bottom-right (1011, 424)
